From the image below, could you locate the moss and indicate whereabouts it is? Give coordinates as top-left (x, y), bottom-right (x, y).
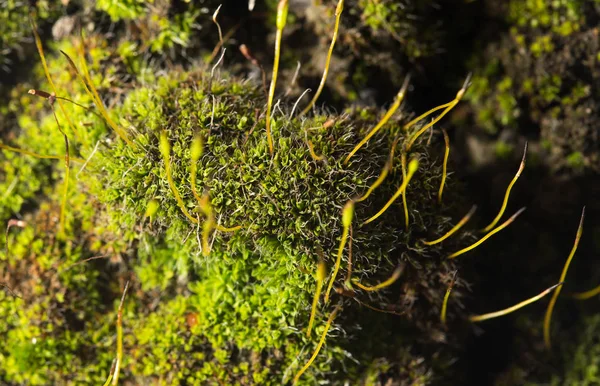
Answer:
top-left (507, 0), bottom-right (587, 36)
top-left (529, 35), bottom-right (554, 57)
top-left (0, 188), bottom-right (122, 384)
top-left (495, 141), bottom-right (514, 159)
top-left (0, 1), bottom-right (64, 73)
top-left (95, 0), bottom-right (147, 21)
top-left (88, 67), bottom-right (468, 382)
top-left (466, 0), bottom-right (600, 173)
top-left (559, 314), bottom-right (600, 384)
top-left (357, 0), bottom-right (442, 60)
top-left (0, 18), bottom-right (478, 382)
top-left (566, 151), bottom-right (585, 172)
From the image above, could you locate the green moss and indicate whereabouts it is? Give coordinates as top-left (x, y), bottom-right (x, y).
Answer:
top-left (495, 141), bottom-right (514, 159)
top-left (87, 67), bottom-right (465, 382)
top-left (508, 0), bottom-right (586, 36)
top-left (0, 1), bottom-right (63, 73)
top-left (467, 0), bottom-right (600, 172)
top-left (530, 35), bottom-right (554, 57)
top-left (566, 151), bottom-right (585, 172)
top-left (95, 0), bottom-right (146, 21)
top-left (538, 74), bottom-right (562, 103)
top-left (560, 314), bottom-right (600, 384)
top-left (562, 82), bottom-right (590, 106)
top-left (1, 14), bottom-right (469, 384)
top-left (357, 0), bottom-right (441, 59)
top-left (0, 191), bottom-right (121, 384)
top-left (94, 0), bottom-right (209, 53)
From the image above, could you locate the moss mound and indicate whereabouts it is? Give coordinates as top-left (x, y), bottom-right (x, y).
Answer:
top-left (0, 18), bottom-right (480, 381)
top-left (90, 67), bottom-right (468, 382)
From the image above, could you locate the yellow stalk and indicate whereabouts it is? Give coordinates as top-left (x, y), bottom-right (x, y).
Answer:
top-left (215, 224), bottom-right (242, 232)
top-left (102, 362), bottom-right (114, 386)
top-left (293, 305), bottom-right (341, 384)
top-left (112, 281), bottom-right (129, 386)
top-left (544, 207), bottom-right (585, 349)
top-left (212, 5), bottom-right (223, 49)
top-left (345, 225), bottom-right (353, 286)
top-left (400, 151), bottom-right (409, 229)
top-left (0, 143), bottom-right (84, 163)
top-left (299, 0), bottom-right (344, 116)
top-left (202, 215), bottom-right (214, 257)
top-left (405, 74), bottom-right (471, 151)
top-left (29, 88), bottom-right (102, 119)
top-left (353, 265), bottom-right (402, 292)
top-left (403, 103), bottom-right (452, 133)
top-left (448, 207), bottom-right (525, 259)
top-left (356, 160), bottom-right (390, 202)
top-left (344, 75), bottom-right (410, 164)
top-left (60, 50), bottom-right (95, 100)
top-left (470, 283), bottom-right (562, 322)
top-left (159, 131), bottom-right (199, 225)
top-left (438, 128), bottom-right (450, 203)
top-left (324, 201), bottom-right (354, 303)
top-left (307, 139), bottom-right (325, 161)
top-left (481, 142), bottom-right (528, 232)
top-left (51, 108), bottom-right (70, 235)
top-left (362, 158), bottom-right (418, 225)
top-left (441, 271), bottom-right (458, 324)
top-left (572, 284), bottom-right (600, 300)
top-left (190, 135), bottom-right (204, 202)
top-left (29, 16), bottom-right (82, 141)
top-left (77, 35), bottom-right (135, 148)
top-left (265, 0), bottom-right (289, 155)
top-left (422, 205), bottom-right (477, 246)
top-left (307, 261), bottom-right (327, 337)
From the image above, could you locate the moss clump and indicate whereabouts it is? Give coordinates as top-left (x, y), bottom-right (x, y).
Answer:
top-left (88, 66), bottom-right (468, 382)
top-left (466, 0), bottom-right (600, 173)
top-left (0, 22), bottom-right (476, 382)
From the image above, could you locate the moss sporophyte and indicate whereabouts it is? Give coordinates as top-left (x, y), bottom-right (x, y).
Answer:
top-left (0, 4), bottom-right (594, 385)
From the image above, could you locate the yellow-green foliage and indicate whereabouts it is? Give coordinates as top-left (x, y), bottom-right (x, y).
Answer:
top-left (508, 0), bottom-right (588, 36)
top-left (94, 0), bottom-right (203, 52)
top-left (0, 190), bottom-right (120, 385)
